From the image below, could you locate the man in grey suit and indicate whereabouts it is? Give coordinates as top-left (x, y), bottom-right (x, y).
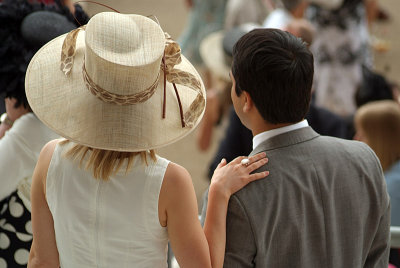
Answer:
top-left (203, 28), bottom-right (390, 267)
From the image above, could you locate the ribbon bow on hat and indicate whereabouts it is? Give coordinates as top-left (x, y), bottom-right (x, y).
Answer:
top-left (162, 33), bottom-right (205, 127)
top-left (60, 27), bottom-right (205, 128)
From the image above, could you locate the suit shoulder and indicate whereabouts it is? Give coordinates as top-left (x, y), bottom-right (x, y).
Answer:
top-left (316, 136), bottom-right (375, 156)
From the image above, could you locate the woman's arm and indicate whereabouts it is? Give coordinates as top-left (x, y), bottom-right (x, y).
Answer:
top-left (28, 140), bottom-right (60, 268)
top-left (159, 162), bottom-right (212, 267)
top-left (160, 153), bottom-right (268, 267)
top-left (204, 153), bottom-right (268, 267)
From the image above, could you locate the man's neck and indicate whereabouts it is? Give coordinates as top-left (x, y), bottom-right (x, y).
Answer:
top-left (252, 122), bottom-right (294, 137)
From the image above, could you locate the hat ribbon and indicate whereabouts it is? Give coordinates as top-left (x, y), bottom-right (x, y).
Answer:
top-left (60, 26), bottom-right (85, 75)
top-left (60, 29), bottom-right (204, 128)
top-left (161, 33), bottom-right (205, 128)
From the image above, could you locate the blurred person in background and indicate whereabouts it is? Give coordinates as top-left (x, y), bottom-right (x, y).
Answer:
top-left (341, 66), bottom-right (396, 139)
top-left (196, 0), bottom-right (270, 151)
top-left (355, 65), bottom-right (394, 108)
top-left (354, 100), bottom-right (400, 227)
top-left (285, 18), bottom-right (315, 46)
top-left (306, 0), bottom-right (377, 117)
top-left (178, 0), bottom-right (227, 88)
top-left (0, 1), bottom-right (88, 266)
top-left (197, 25), bottom-right (257, 151)
top-left (224, 0), bottom-right (268, 31)
top-left (354, 100), bottom-right (400, 267)
top-left (263, 0), bottom-right (309, 29)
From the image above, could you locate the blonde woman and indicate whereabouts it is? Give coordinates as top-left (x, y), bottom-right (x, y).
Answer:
top-left (354, 100), bottom-right (400, 226)
top-left (25, 12), bottom-right (268, 267)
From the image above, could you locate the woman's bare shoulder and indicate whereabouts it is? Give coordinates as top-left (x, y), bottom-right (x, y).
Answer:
top-left (160, 161), bottom-right (196, 207)
top-left (42, 138), bottom-right (64, 152)
top-left (36, 139), bottom-right (64, 175)
top-left (165, 161), bottom-right (191, 179)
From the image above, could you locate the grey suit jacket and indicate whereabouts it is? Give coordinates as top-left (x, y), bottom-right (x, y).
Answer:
top-left (223, 127), bottom-right (390, 267)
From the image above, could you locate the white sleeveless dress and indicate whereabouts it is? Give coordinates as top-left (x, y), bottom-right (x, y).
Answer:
top-left (46, 142), bottom-right (169, 268)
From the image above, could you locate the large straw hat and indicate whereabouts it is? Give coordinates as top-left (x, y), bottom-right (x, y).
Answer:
top-left (25, 12), bottom-right (206, 152)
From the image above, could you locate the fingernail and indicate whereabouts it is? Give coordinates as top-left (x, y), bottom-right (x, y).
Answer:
top-left (265, 171), bottom-right (270, 175)
top-left (221, 158), bottom-right (225, 163)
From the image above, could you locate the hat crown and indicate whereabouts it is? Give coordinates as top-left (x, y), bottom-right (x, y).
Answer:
top-left (89, 14), bottom-right (141, 56)
top-left (84, 13), bottom-right (165, 96)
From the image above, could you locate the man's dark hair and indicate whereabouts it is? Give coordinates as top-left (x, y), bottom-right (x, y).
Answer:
top-left (232, 28), bottom-right (314, 124)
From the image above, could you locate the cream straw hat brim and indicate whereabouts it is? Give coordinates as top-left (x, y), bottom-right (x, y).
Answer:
top-left (199, 31), bottom-right (230, 82)
top-left (26, 27), bottom-right (205, 152)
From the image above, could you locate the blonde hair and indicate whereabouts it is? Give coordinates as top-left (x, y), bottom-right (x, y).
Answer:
top-left (60, 140), bottom-right (156, 180)
top-left (355, 100), bottom-right (400, 171)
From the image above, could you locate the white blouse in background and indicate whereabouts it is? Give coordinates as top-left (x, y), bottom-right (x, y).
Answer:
top-left (0, 113), bottom-right (58, 203)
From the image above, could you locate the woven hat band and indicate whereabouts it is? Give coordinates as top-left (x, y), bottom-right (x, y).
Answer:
top-left (82, 63), bottom-right (159, 105)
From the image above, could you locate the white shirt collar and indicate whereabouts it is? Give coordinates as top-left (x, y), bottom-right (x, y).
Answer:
top-left (252, 120), bottom-right (309, 150)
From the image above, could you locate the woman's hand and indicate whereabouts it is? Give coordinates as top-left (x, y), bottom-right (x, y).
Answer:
top-left (210, 152), bottom-right (269, 200)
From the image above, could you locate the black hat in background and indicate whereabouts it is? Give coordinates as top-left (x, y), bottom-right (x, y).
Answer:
top-left (0, 0), bottom-right (88, 109)
top-left (21, 10), bottom-right (76, 48)
top-left (222, 27), bottom-right (248, 58)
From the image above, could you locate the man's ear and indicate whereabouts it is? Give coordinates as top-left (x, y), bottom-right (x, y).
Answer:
top-left (242, 91), bottom-right (253, 113)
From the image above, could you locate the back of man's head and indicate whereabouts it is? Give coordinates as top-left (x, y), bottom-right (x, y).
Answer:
top-left (232, 28), bottom-right (314, 124)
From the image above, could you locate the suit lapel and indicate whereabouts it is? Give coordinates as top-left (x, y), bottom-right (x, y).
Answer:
top-left (250, 127), bottom-right (320, 156)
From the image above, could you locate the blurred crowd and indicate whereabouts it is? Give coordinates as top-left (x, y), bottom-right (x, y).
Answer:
top-left (0, 0), bottom-right (399, 267)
